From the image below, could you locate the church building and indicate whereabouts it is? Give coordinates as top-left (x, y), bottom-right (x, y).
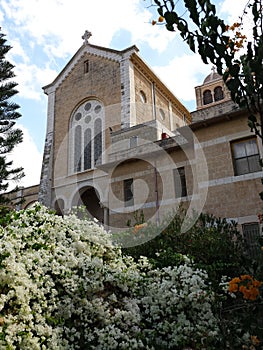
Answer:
top-left (17, 31), bottom-right (263, 241)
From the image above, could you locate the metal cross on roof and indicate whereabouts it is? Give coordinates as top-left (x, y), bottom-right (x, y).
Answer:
top-left (82, 30), bottom-right (92, 44)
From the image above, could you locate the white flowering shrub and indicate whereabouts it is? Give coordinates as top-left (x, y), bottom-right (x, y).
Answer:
top-left (0, 204), bottom-right (219, 349)
top-left (139, 265), bottom-right (219, 349)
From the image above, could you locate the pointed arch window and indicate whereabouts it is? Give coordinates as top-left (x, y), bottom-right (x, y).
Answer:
top-left (70, 100), bottom-right (104, 173)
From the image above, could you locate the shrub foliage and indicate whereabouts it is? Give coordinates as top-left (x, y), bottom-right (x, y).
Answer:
top-left (0, 204), bottom-right (220, 349)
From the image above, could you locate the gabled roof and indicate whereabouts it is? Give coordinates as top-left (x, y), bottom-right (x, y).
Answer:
top-left (43, 43), bottom-right (139, 93)
top-left (42, 39), bottom-right (190, 121)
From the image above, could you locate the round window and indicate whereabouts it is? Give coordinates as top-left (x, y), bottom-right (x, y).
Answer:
top-left (84, 102), bottom-right (91, 111)
top-left (94, 105), bottom-right (102, 114)
top-left (75, 112), bottom-right (82, 121)
top-left (85, 115), bottom-right (91, 124)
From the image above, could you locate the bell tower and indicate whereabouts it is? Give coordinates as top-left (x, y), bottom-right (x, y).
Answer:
top-left (195, 67), bottom-right (230, 110)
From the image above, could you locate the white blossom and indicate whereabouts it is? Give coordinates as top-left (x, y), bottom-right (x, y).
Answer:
top-left (0, 203), bottom-right (219, 349)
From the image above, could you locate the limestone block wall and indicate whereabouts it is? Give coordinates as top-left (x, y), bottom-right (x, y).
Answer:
top-left (7, 184), bottom-right (40, 210)
top-left (134, 66), bottom-right (154, 124)
top-left (192, 113), bottom-right (263, 223)
top-left (53, 53), bottom-right (122, 180)
top-left (108, 141), bottom-right (192, 228)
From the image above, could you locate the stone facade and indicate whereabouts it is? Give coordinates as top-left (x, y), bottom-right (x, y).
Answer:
top-left (12, 37), bottom-right (262, 238)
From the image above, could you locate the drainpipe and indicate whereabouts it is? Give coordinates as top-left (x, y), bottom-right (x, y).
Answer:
top-left (154, 161), bottom-right (160, 225)
top-left (152, 82), bottom-right (157, 120)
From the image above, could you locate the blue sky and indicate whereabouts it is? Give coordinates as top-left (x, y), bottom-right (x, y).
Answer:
top-left (0, 0), bottom-right (248, 187)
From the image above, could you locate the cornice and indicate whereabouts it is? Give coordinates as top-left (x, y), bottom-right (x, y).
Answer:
top-left (130, 54), bottom-right (191, 122)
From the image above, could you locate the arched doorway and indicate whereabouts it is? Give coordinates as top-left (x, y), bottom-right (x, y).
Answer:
top-left (76, 186), bottom-right (104, 223)
top-left (54, 198), bottom-right (65, 216)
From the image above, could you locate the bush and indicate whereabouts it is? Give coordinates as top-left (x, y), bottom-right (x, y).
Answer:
top-left (122, 209), bottom-right (263, 349)
top-left (0, 204), bottom-right (220, 349)
top-left (123, 210), bottom-right (248, 290)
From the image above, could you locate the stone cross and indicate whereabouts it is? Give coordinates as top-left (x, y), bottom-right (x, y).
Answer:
top-left (82, 30), bottom-right (92, 44)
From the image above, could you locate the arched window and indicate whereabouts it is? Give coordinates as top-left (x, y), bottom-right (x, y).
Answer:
top-left (94, 119), bottom-right (102, 166)
top-left (70, 99), bottom-right (104, 173)
top-left (203, 90), bottom-right (213, 105)
top-left (139, 90), bottom-right (147, 103)
top-left (159, 108), bottom-right (166, 121)
top-left (214, 86), bottom-right (224, 101)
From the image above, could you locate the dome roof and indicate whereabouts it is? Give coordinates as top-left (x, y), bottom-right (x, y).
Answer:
top-left (203, 68), bottom-right (221, 84)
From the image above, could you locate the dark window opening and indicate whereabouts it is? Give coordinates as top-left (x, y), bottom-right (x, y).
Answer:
top-left (84, 60), bottom-right (89, 74)
top-left (242, 223), bottom-right (260, 258)
top-left (54, 199), bottom-right (64, 216)
top-left (203, 89), bottom-right (213, 105)
top-left (124, 179), bottom-right (134, 207)
top-left (214, 86), bottom-right (224, 101)
top-left (174, 167), bottom-right (187, 198)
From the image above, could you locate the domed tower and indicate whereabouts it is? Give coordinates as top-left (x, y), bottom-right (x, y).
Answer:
top-left (195, 67), bottom-right (230, 110)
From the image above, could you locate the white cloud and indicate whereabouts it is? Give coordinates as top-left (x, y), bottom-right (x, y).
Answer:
top-left (220, 0), bottom-right (248, 21)
top-left (1, 0), bottom-right (172, 58)
top-left (13, 63), bottom-right (57, 100)
top-left (8, 38), bottom-right (30, 63)
top-left (153, 54), bottom-right (209, 103)
top-left (1, 0), bottom-right (176, 102)
top-left (220, 0), bottom-right (254, 41)
top-left (8, 125), bottom-right (42, 188)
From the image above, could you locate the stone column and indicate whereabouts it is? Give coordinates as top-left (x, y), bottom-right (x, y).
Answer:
top-left (38, 88), bottom-right (55, 207)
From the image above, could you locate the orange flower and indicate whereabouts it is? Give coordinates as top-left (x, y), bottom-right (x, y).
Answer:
top-left (133, 223), bottom-right (148, 234)
top-left (253, 280), bottom-right (262, 288)
top-left (229, 283), bottom-right (239, 293)
top-left (251, 335), bottom-right (260, 346)
top-left (152, 20), bottom-right (157, 26)
top-left (230, 277), bottom-right (241, 284)
top-left (228, 275), bottom-right (262, 301)
top-left (158, 16), bottom-right (164, 22)
top-left (240, 275), bottom-right (252, 281)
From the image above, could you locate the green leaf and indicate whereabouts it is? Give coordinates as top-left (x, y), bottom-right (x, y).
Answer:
top-left (187, 35), bottom-right (195, 52)
top-left (207, 2), bottom-right (216, 14)
top-left (248, 114), bottom-right (257, 123)
top-left (164, 11), bottom-right (178, 25)
top-left (166, 23), bottom-right (175, 32)
top-left (252, 2), bottom-right (260, 21)
top-left (214, 43), bottom-right (227, 57)
top-left (157, 7), bottom-right (164, 17)
top-left (185, 0), bottom-right (199, 24)
top-left (226, 78), bottom-right (240, 94)
top-left (229, 64), bottom-right (240, 77)
top-left (204, 43), bottom-right (216, 62)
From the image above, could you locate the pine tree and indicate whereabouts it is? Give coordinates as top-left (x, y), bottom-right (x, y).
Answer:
top-left (0, 28), bottom-right (24, 206)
